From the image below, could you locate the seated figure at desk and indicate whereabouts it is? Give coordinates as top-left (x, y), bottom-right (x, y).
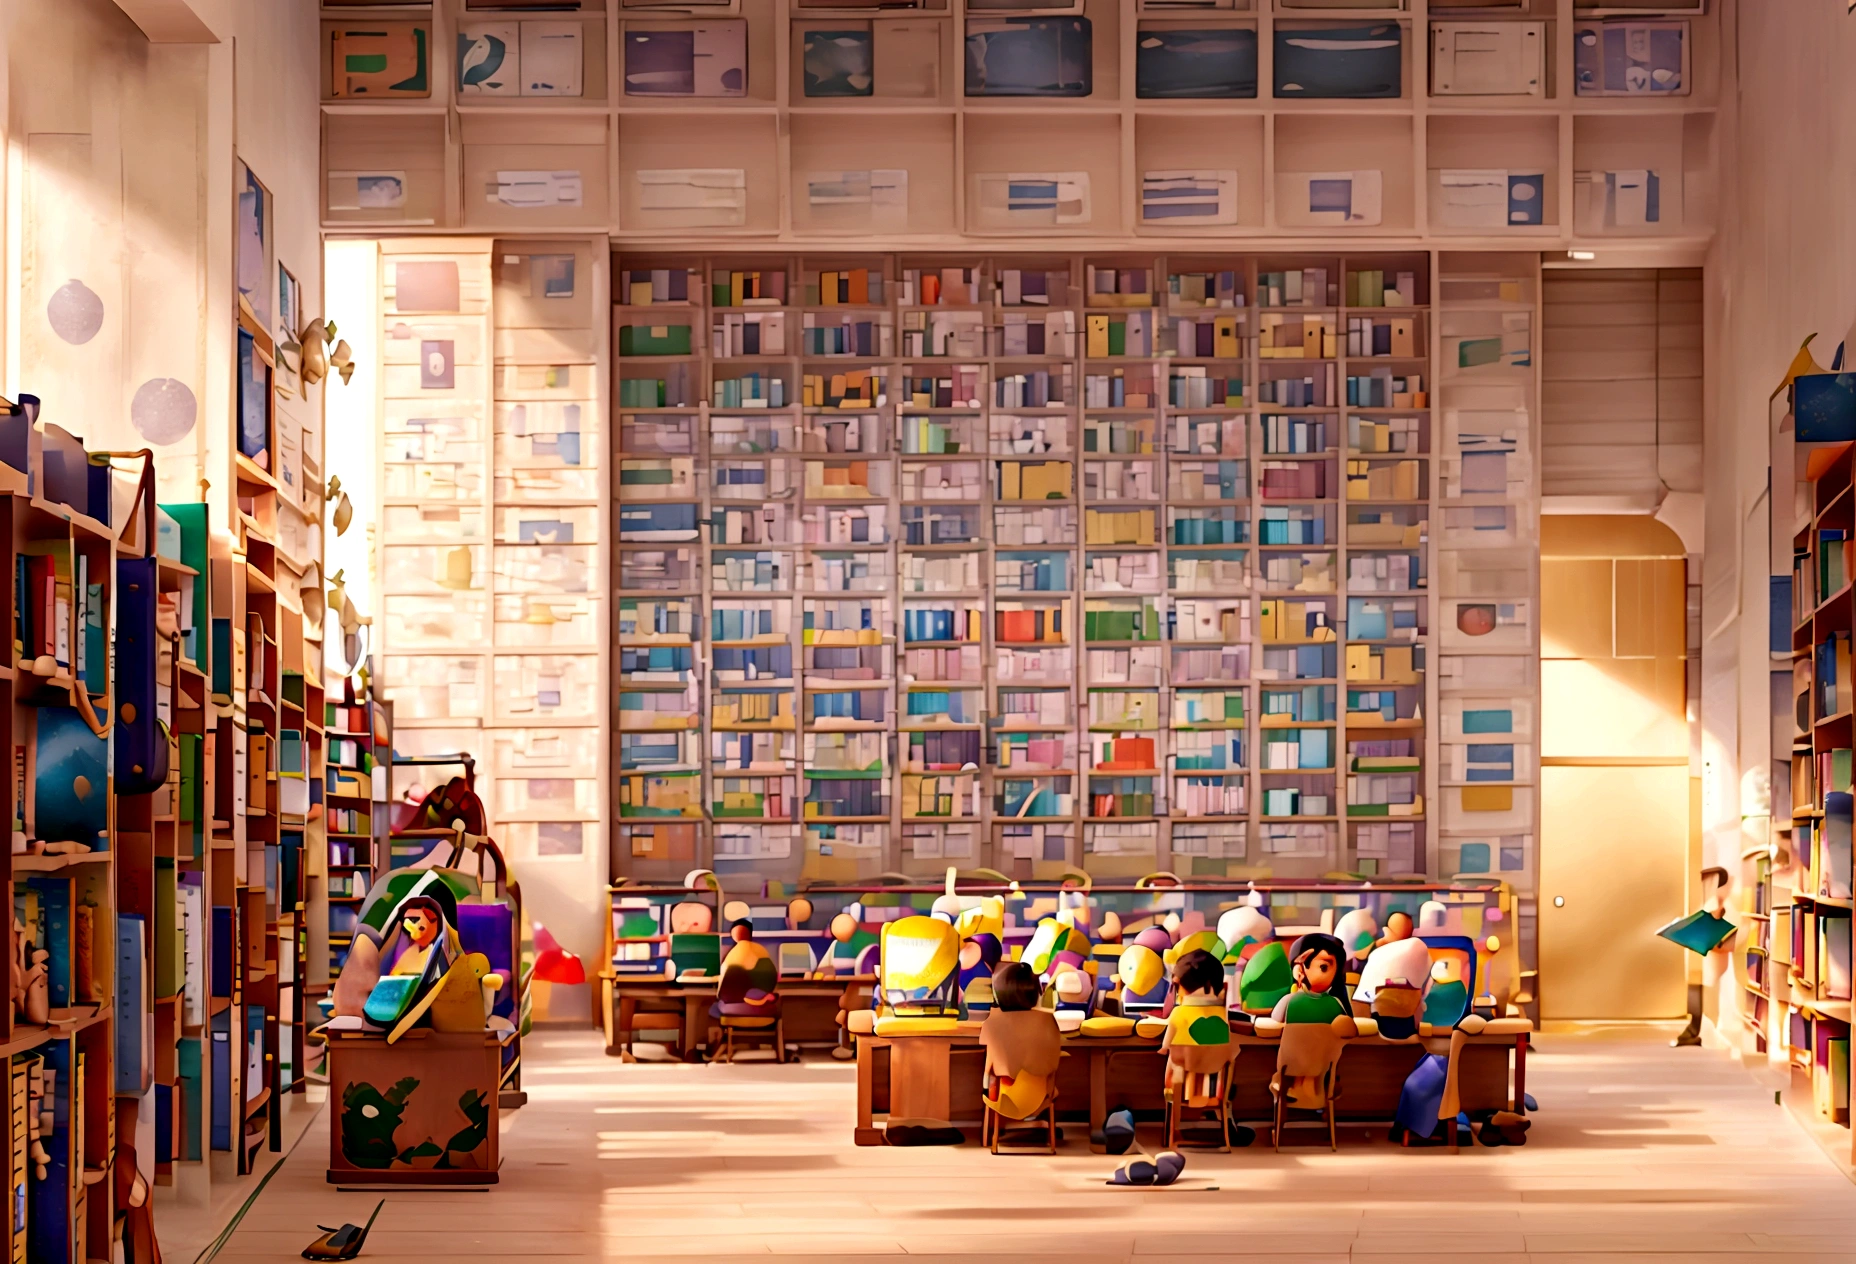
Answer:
top-left (1159, 949), bottom-right (1232, 1105)
top-left (1270, 932), bottom-right (1357, 1109)
top-left (979, 961), bottom-right (1064, 1121)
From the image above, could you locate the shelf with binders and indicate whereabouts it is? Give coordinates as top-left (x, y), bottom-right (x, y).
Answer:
top-left (710, 733), bottom-right (798, 824)
top-left (899, 821), bottom-right (981, 874)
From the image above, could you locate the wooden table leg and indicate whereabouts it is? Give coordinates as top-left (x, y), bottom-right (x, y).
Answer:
top-left (890, 1039), bottom-right (953, 1123)
top-left (617, 995), bottom-right (635, 1059)
top-left (1513, 1034), bottom-right (1528, 1113)
top-left (855, 1037), bottom-right (883, 1146)
top-left (1089, 1048), bottom-right (1108, 1153)
top-left (684, 994), bottom-right (709, 1062)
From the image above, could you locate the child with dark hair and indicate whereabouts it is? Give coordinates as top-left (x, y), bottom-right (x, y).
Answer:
top-left (978, 961), bottom-right (1064, 1122)
top-left (1159, 948), bottom-right (1233, 1103)
top-left (1271, 932), bottom-right (1355, 1026)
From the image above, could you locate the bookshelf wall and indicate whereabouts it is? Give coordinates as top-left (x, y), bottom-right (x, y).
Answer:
top-left (1768, 442), bottom-right (1855, 1153)
top-left (372, 238), bottom-right (610, 907)
top-left (608, 248), bottom-right (1532, 889)
top-left (318, 0), bottom-right (1721, 251)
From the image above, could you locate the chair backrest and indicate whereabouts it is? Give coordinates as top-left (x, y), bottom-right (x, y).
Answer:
top-left (1419, 935), bottom-right (1478, 1028)
top-left (879, 916), bottom-right (960, 1014)
top-left (1275, 1021), bottom-right (1346, 1079)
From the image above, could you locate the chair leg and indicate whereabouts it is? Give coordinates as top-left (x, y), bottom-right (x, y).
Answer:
top-left (1447, 1117), bottom-right (1458, 1153)
top-left (1273, 1092), bottom-right (1285, 1152)
top-left (1046, 1099), bottom-right (1057, 1154)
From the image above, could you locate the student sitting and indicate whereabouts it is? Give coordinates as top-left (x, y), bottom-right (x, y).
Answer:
top-left (1270, 933), bottom-right (1358, 1109)
top-left (1159, 949), bottom-right (1233, 1105)
top-left (978, 962), bottom-right (1064, 1122)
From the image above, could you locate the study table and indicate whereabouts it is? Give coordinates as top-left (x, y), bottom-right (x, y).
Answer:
top-left (600, 970), bottom-right (873, 1059)
top-left (852, 1019), bottom-right (1531, 1151)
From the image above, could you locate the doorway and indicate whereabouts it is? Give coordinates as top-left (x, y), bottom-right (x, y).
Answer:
top-left (1538, 516), bottom-right (1693, 1020)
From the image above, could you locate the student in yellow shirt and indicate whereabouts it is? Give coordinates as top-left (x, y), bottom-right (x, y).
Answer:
top-left (1158, 948), bottom-right (1233, 1104)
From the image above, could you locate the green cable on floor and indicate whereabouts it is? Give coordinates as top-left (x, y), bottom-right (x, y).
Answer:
top-left (190, 1099), bottom-right (327, 1264)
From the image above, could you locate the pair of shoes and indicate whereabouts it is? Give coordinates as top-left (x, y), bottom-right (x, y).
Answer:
top-left (302, 1200), bottom-right (385, 1260)
top-left (1103, 1108), bottom-right (1136, 1155)
top-left (1475, 1111), bottom-right (1532, 1147)
top-left (885, 1123), bottom-right (964, 1146)
top-left (1106, 1151), bottom-right (1186, 1186)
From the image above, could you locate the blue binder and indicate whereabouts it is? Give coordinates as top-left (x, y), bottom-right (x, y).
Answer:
top-left (965, 18), bottom-right (1092, 97)
top-left (115, 556), bottom-right (169, 793)
top-left (1274, 24), bottom-right (1401, 99)
top-left (210, 1010), bottom-right (232, 1151)
top-left (1136, 29), bottom-right (1256, 99)
top-left (117, 914), bottom-right (148, 1094)
top-left (28, 1041), bottom-right (72, 1262)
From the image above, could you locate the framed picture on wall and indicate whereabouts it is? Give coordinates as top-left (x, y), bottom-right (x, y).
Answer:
top-left (237, 325), bottom-right (273, 470)
top-left (277, 264), bottom-right (302, 398)
top-left (236, 160), bottom-right (273, 328)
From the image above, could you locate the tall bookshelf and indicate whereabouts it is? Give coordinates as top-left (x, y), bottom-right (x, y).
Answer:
top-left (321, 671), bottom-right (388, 992)
top-left (1777, 442), bottom-right (1855, 1153)
top-left (613, 250), bottom-right (1442, 888)
top-left (320, 0), bottom-right (1722, 253)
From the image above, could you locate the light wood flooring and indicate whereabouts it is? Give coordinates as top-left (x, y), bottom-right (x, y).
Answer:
top-left (194, 1023), bottom-right (1856, 1263)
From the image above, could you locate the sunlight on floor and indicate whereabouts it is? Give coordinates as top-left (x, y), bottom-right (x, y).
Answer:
top-left (201, 1024), bottom-right (1856, 1263)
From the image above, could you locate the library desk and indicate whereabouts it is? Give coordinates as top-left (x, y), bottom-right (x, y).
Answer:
top-left (852, 1026), bottom-right (1530, 1150)
top-left (326, 1029), bottom-right (509, 1186)
top-left (601, 972), bottom-right (873, 1060)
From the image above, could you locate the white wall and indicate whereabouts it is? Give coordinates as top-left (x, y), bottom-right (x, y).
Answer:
top-left (1704, 1), bottom-right (1856, 1047)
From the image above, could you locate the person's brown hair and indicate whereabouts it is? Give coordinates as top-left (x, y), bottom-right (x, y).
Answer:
top-left (1173, 948), bottom-right (1224, 996)
top-left (991, 960), bottom-right (1041, 1011)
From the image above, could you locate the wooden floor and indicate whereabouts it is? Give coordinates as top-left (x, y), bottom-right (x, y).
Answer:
top-left (199, 1024), bottom-right (1856, 1263)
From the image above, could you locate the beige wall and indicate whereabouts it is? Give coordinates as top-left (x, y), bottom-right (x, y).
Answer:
top-left (1705, 2), bottom-right (1856, 1048)
top-left (0, 0), bottom-right (323, 517)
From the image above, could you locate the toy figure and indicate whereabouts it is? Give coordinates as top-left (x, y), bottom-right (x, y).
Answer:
top-left (1236, 940), bottom-right (1293, 1013)
top-left (1355, 935), bottom-right (1432, 1040)
top-left (1333, 907), bottom-right (1379, 974)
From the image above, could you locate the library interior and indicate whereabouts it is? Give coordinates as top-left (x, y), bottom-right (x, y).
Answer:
top-left (1, 0), bottom-right (1855, 1260)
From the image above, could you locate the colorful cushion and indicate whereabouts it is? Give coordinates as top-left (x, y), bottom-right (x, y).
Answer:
top-left (1238, 942), bottom-right (1293, 1012)
top-left (1078, 1016), bottom-right (1136, 1038)
top-left (1133, 1017), bottom-right (1166, 1039)
top-left (719, 1015), bottom-right (777, 1029)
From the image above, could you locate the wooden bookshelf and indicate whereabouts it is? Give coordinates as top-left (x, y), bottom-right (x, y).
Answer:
top-left (611, 250), bottom-right (1451, 888)
top-left (1772, 439), bottom-right (1856, 1151)
top-left (318, 0), bottom-right (1720, 251)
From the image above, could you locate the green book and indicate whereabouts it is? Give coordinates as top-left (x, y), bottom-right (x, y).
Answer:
top-left (1107, 320), bottom-right (1126, 357)
top-left (619, 324), bottom-right (693, 357)
top-left (1657, 908), bottom-right (1735, 956)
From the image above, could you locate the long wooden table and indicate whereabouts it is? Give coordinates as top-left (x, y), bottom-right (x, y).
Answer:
top-left (600, 972), bottom-right (871, 1060)
top-left (854, 1026), bottom-right (1529, 1151)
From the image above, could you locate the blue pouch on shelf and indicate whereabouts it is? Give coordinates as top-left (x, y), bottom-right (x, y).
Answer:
top-left (1136, 29), bottom-right (1256, 99)
top-left (965, 18), bottom-right (1092, 98)
top-left (1274, 24), bottom-right (1401, 99)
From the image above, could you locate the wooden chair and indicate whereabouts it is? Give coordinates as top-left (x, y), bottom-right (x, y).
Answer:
top-left (981, 1072), bottom-right (1058, 1155)
top-left (616, 994), bottom-right (684, 1062)
top-left (1163, 1046), bottom-right (1239, 1152)
top-left (1268, 1023), bottom-right (1348, 1151)
top-left (716, 1013), bottom-right (787, 1063)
